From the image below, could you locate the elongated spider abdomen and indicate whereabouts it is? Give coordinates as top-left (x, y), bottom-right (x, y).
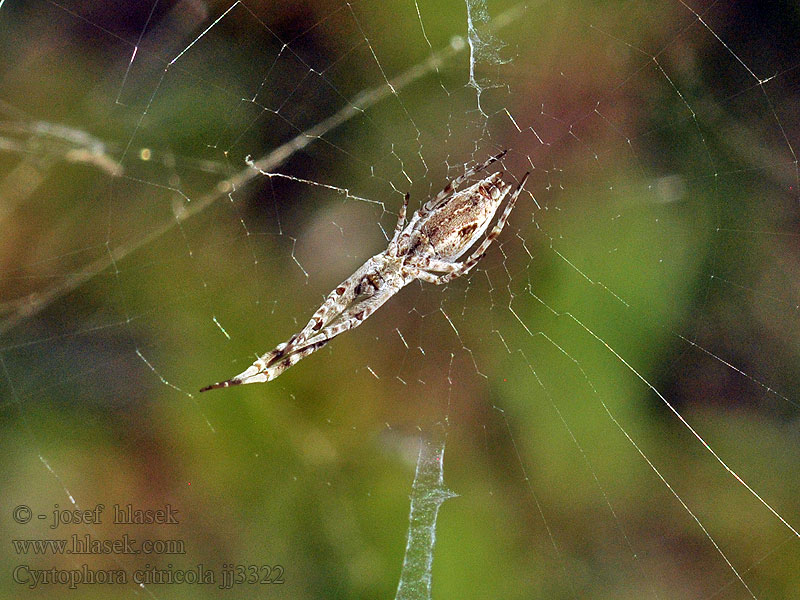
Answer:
top-left (421, 173), bottom-right (513, 261)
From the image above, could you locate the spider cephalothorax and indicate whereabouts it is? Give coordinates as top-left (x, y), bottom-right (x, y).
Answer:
top-left (201, 150), bottom-right (529, 390)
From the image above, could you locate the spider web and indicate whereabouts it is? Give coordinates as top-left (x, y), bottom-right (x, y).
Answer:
top-left (1, 1), bottom-right (799, 598)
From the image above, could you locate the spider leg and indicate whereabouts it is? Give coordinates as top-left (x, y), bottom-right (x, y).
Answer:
top-left (261, 280), bottom-right (353, 372)
top-left (256, 282), bottom-right (393, 381)
top-left (200, 337), bottom-right (331, 390)
top-left (200, 260), bottom-right (380, 391)
top-left (201, 266), bottom-right (404, 390)
top-left (414, 269), bottom-right (447, 285)
top-left (250, 338), bottom-right (332, 383)
top-left (388, 192), bottom-right (409, 251)
top-left (201, 286), bottom-right (400, 390)
top-left (421, 171), bottom-right (530, 286)
top-left (199, 340), bottom-right (290, 390)
top-left (292, 284), bottom-right (399, 351)
top-left (415, 255), bottom-right (484, 285)
top-left (414, 258), bottom-right (463, 273)
top-left (261, 290), bottom-right (394, 381)
top-left (292, 257), bottom-right (380, 347)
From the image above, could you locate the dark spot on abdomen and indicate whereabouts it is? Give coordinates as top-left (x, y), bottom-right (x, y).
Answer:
top-left (460, 223), bottom-right (478, 238)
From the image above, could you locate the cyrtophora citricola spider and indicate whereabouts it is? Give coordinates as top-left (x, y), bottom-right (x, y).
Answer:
top-left (201, 150), bottom-right (528, 391)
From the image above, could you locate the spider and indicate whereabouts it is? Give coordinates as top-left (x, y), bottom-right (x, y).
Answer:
top-left (201, 150), bottom-right (529, 391)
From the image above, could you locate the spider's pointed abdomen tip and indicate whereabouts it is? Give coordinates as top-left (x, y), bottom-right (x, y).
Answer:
top-left (199, 378), bottom-right (242, 392)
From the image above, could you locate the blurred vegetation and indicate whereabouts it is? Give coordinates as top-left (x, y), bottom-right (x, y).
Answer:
top-left (1, 1), bottom-right (798, 599)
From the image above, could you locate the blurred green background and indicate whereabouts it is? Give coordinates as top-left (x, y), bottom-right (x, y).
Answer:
top-left (1, 1), bottom-right (798, 598)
